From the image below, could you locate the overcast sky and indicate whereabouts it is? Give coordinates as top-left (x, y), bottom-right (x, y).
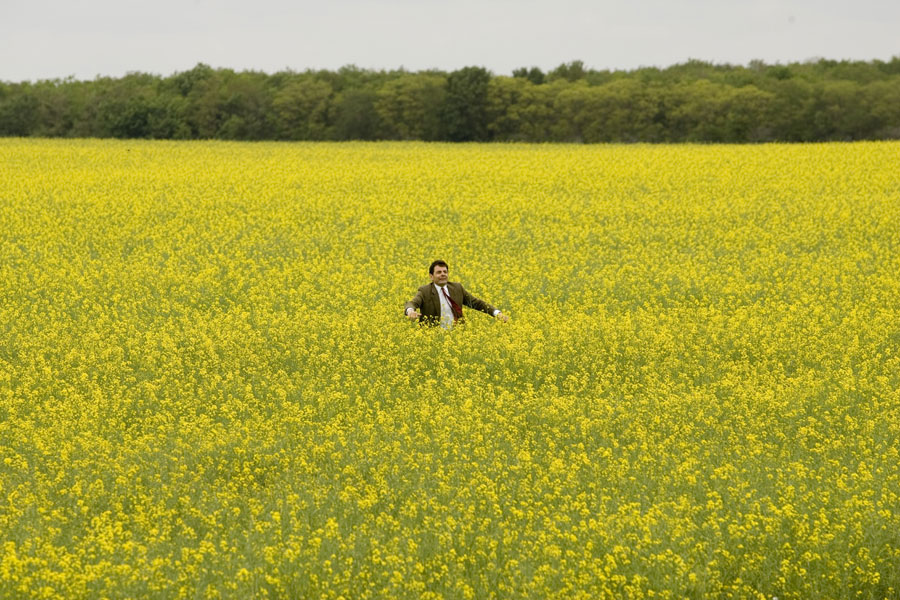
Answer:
top-left (2, 0), bottom-right (899, 82)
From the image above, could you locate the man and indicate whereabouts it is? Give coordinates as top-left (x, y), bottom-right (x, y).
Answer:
top-left (405, 260), bottom-right (509, 329)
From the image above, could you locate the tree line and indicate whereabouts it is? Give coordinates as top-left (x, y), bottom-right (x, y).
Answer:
top-left (2, 58), bottom-right (900, 143)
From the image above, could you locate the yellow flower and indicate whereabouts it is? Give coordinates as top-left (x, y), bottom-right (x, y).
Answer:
top-left (0, 138), bottom-right (897, 599)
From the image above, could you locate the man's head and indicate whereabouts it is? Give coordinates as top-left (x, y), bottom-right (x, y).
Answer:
top-left (429, 260), bottom-right (449, 286)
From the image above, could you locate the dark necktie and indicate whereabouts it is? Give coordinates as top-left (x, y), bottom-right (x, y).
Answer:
top-left (441, 287), bottom-right (463, 321)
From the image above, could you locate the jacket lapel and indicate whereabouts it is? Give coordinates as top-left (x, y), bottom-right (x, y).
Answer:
top-left (448, 282), bottom-right (462, 306)
top-left (429, 284), bottom-right (439, 314)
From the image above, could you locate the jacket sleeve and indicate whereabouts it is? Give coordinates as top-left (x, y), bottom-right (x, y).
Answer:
top-left (404, 287), bottom-right (425, 315)
top-left (460, 285), bottom-right (497, 316)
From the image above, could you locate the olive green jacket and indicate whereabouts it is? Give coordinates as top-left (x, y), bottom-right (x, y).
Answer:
top-left (405, 281), bottom-right (497, 326)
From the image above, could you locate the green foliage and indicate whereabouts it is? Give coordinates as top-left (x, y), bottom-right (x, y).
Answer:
top-left (273, 78), bottom-right (332, 141)
top-left (375, 74), bottom-right (446, 141)
top-left (548, 60), bottom-right (587, 82)
top-left (440, 66), bottom-right (492, 141)
top-left (2, 58), bottom-right (900, 142)
top-left (487, 77), bottom-right (555, 141)
top-left (664, 81), bottom-right (776, 142)
top-left (0, 83), bottom-right (39, 136)
top-left (512, 66), bottom-right (545, 85)
top-left (332, 88), bottom-right (381, 141)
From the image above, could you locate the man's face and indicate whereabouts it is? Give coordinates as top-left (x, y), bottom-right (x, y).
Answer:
top-left (430, 265), bottom-right (449, 286)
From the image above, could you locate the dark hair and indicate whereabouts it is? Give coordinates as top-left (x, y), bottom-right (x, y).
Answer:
top-left (429, 260), bottom-right (449, 275)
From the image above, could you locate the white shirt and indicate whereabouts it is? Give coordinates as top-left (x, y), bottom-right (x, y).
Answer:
top-left (435, 283), bottom-right (455, 330)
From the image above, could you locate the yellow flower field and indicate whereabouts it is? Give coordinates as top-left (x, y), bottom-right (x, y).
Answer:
top-left (1, 139), bottom-right (899, 599)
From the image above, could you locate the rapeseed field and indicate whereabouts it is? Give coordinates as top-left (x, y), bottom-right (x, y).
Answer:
top-left (1, 139), bottom-right (899, 599)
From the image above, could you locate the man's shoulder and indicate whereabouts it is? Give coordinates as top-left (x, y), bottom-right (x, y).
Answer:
top-left (418, 283), bottom-right (435, 293)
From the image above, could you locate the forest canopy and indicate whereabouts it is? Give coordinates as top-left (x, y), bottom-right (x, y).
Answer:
top-left (2, 58), bottom-right (900, 143)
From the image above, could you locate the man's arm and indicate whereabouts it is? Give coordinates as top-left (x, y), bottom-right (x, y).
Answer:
top-left (461, 285), bottom-right (508, 321)
top-left (404, 288), bottom-right (424, 320)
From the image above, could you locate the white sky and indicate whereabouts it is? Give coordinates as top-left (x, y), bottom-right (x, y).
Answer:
top-left (2, 0), bottom-right (899, 82)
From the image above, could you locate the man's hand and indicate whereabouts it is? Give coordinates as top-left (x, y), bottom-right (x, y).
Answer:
top-left (407, 309), bottom-right (421, 321)
top-left (495, 312), bottom-right (509, 323)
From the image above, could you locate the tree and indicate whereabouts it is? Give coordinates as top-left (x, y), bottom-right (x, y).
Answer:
top-left (167, 63), bottom-right (216, 97)
top-left (272, 78), bottom-right (333, 140)
top-left (2, 59), bottom-right (900, 142)
top-left (663, 80), bottom-right (775, 142)
top-left (584, 80), bottom-right (665, 142)
top-left (864, 79), bottom-right (900, 138)
top-left (332, 87), bottom-right (381, 140)
top-left (722, 85), bottom-right (776, 142)
top-left (183, 69), bottom-right (227, 138)
top-left (440, 66), bottom-right (492, 141)
top-left (551, 80), bottom-right (590, 142)
top-left (487, 76), bottom-right (559, 141)
top-left (375, 73), bottom-right (446, 140)
top-left (0, 83), bottom-right (39, 136)
top-left (512, 67), bottom-right (545, 85)
top-left (92, 73), bottom-right (162, 138)
top-left (216, 71), bottom-right (275, 140)
top-left (550, 79), bottom-right (664, 142)
top-left (548, 60), bottom-right (587, 83)
top-left (764, 78), bottom-right (816, 141)
top-left (808, 80), bottom-right (877, 140)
